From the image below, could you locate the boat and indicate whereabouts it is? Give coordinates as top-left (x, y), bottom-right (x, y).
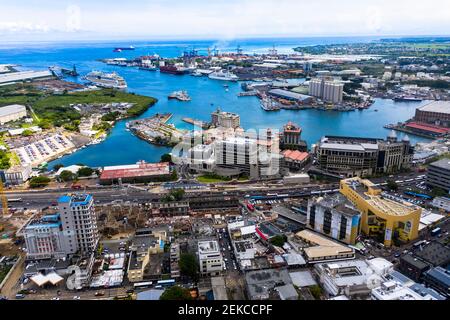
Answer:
top-left (260, 96), bottom-right (281, 111)
top-left (160, 65), bottom-right (186, 75)
top-left (168, 91), bottom-right (191, 101)
top-left (191, 70), bottom-right (203, 77)
top-left (208, 70), bottom-right (239, 81)
top-left (393, 96), bottom-right (423, 102)
top-left (84, 71), bottom-right (127, 90)
top-left (139, 63), bottom-right (158, 71)
top-left (61, 65), bottom-right (79, 77)
top-left (113, 46), bottom-right (135, 52)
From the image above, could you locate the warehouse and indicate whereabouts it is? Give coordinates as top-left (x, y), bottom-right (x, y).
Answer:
top-left (414, 101), bottom-right (450, 127)
top-left (0, 70), bottom-right (53, 85)
top-left (99, 161), bottom-right (172, 185)
top-left (0, 104), bottom-right (27, 125)
top-left (268, 89), bottom-right (313, 103)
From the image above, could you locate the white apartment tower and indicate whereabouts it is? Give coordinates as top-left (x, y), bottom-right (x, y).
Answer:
top-left (58, 194), bottom-right (99, 254)
top-left (309, 78), bottom-right (344, 104)
top-left (198, 240), bottom-right (223, 276)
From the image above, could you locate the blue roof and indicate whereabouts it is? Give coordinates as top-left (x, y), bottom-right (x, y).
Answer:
top-left (58, 195), bottom-right (71, 203)
top-left (427, 267), bottom-right (450, 287)
top-left (58, 194), bottom-right (93, 206)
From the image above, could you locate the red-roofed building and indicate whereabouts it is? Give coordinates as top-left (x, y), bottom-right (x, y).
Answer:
top-left (405, 122), bottom-right (450, 137)
top-left (282, 150), bottom-right (310, 170)
top-left (100, 161), bottom-right (172, 185)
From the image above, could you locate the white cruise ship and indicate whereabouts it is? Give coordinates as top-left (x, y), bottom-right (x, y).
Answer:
top-left (208, 70), bottom-right (239, 81)
top-left (84, 71), bottom-right (127, 90)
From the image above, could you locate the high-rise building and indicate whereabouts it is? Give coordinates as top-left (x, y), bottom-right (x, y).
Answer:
top-left (307, 194), bottom-right (361, 245)
top-left (211, 108), bottom-right (240, 129)
top-left (309, 78), bottom-right (344, 104)
top-left (58, 194), bottom-right (99, 254)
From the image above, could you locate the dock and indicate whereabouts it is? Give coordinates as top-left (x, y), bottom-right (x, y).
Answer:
top-left (182, 117), bottom-right (210, 129)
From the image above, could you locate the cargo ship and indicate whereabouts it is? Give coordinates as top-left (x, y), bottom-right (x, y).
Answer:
top-left (113, 45), bottom-right (135, 52)
top-left (393, 96), bottom-right (423, 102)
top-left (159, 65), bottom-right (187, 75)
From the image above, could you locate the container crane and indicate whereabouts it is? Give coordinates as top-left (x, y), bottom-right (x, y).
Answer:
top-left (0, 179), bottom-right (8, 216)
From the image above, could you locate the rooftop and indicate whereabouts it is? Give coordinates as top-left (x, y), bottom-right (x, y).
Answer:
top-left (418, 101), bottom-right (450, 114)
top-left (414, 242), bottom-right (450, 267)
top-left (429, 158), bottom-right (450, 171)
top-left (0, 104), bottom-right (26, 117)
top-left (100, 161), bottom-right (170, 180)
top-left (58, 194), bottom-right (93, 206)
top-left (295, 229), bottom-right (354, 260)
top-left (198, 240), bottom-right (220, 254)
top-left (268, 88), bottom-right (312, 101)
top-left (282, 150), bottom-right (309, 162)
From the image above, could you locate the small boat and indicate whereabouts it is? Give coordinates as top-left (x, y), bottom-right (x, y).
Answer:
top-left (168, 90), bottom-right (191, 102)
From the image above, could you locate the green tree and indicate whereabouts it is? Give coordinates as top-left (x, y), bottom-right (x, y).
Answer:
top-left (22, 129), bottom-right (33, 137)
top-left (77, 167), bottom-right (94, 177)
top-left (270, 235), bottom-right (286, 247)
top-left (59, 170), bottom-right (75, 182)
top-left (53, 164), bottom-right (65, 171)
top-left (431, 187), bottom-right (447, 197)
top-left (161, 153), bottom-right (172, 163)
top-left (178, 253), bottom-right (199, 282)
top-left (29, 176), bottom-right (51, 188)
top-left (0, 151), bottom-right (10, 170)
top-left (387, 180), bottom-right (399, 191)
top-left (159, 286), bottom-right (192, 300)
top-left (309, 285), bottom-right (323, 300)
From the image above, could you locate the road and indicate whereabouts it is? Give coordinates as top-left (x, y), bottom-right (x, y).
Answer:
top-left (5, 172), bottom-right (427, 210)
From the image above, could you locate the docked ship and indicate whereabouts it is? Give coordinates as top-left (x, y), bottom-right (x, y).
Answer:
top-left (84, 71), bottom-right (127, 90)
top-left (168, 91), bottom-right (191, 101)
top-left (159, 65), bottom-right (187, 75)
top-left (393, 96), bottom-right (423, 102)
top-left (260, 96), bottom-right (281, 111)
top-left (208, 70), bottom-right (239, 81)
top-left (139, 63), bottom-right (158, 71)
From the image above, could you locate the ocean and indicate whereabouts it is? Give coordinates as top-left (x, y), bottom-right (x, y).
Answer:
top-left (0, 37), bottom-right (431, 169)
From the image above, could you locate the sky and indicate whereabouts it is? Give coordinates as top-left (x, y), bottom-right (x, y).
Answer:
top-left (1, 0), bottom-right (450, 42)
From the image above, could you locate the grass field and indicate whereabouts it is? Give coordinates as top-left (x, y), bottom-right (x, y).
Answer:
top-left (197, 174), bottom-right (232, 183)
top-left (0, 87), bottom-right (157, 128)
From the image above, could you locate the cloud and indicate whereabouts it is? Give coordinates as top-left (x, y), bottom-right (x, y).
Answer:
top-left (66, 5), bottom-right (82, 32)
top-left (0, 21), bottom-right (50, 34)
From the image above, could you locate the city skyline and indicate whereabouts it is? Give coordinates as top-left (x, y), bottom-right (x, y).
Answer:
top-left (1, 0), bottom-right (450, 42)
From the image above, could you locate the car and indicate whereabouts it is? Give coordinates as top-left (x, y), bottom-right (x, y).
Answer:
top-left (15, 294), bottom-right (26, 299)
top-left (95, 291), bottom-right (105, 297)
top-left (126, 289), bottom-right (134, 294)
top-left (394, 253), bottom-right (401, 258)
top-left (51, 297), bottom-right (60, 300)
top-left (73, 296), bottom-right (81, 300)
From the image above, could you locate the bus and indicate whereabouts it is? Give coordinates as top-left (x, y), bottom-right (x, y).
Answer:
top-left (133, 281), bottom-right (153, 290)
top-left (8, 198), bottom-right (22, 203)
top-left (404, 191), bottom-right (433, 200)
top-left (246, 203), bottom-right (255, 212)
top-left (156, 279), bottom-right (175, 288)
top-left (413, 240), bottom-right (427, 248)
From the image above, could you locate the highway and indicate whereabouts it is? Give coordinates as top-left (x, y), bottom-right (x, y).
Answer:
top-left (4, 172), bottom-right (427, 210)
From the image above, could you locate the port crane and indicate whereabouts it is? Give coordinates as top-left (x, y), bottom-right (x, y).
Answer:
top-left (0, 179), bottom-right (8, 232)
top-left (236, 45), bottom-right (243, 55)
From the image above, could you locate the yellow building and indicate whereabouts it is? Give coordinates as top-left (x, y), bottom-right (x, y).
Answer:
top-left (340, 178), bottom-right (421, 247)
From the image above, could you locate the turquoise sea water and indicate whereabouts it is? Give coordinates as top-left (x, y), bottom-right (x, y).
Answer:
top-left (0, 37), bottom-right (431, 169)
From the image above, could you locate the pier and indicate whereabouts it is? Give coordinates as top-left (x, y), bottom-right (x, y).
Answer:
top-left (182, 117), bottom-right (210, 129)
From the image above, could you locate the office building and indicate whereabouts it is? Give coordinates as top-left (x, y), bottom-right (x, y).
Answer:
top-left (0, 104), bottom-right (27, 125)
top-left (315, 259), bottom-right (388, 298)
top-left (315, 133), bottom-right (414, 177)
top-left (127, 228), bottom-right (166, 282)
top-left (211, 108), bottom-right (240, 129)
top-left (423, 267), bottom-right (450, 298)
top-left (371, 280), bottom-right (435, 300)
top-left (58, 194), bottom-right (99, 254)
top-left (431, 196), bottom-right (450, 212)
top-left (307, 193), bottom-right (361, 245)
top-left (426, 159), bottom-right (450, 193)
top-left (398, 254), bottom-right (430, 282)
top-left (414, 101), bottom-right (450, 127)
top-left (280, 122), bottom-right (307, 151)
top-left (23, 214), bottom-right (70, 260)
top-left (309, 78), bottom-right (344, 104)
top-left (198, 240), bottom-right (223, 276)
top-left (340, 178), bottom-right (421, 247)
